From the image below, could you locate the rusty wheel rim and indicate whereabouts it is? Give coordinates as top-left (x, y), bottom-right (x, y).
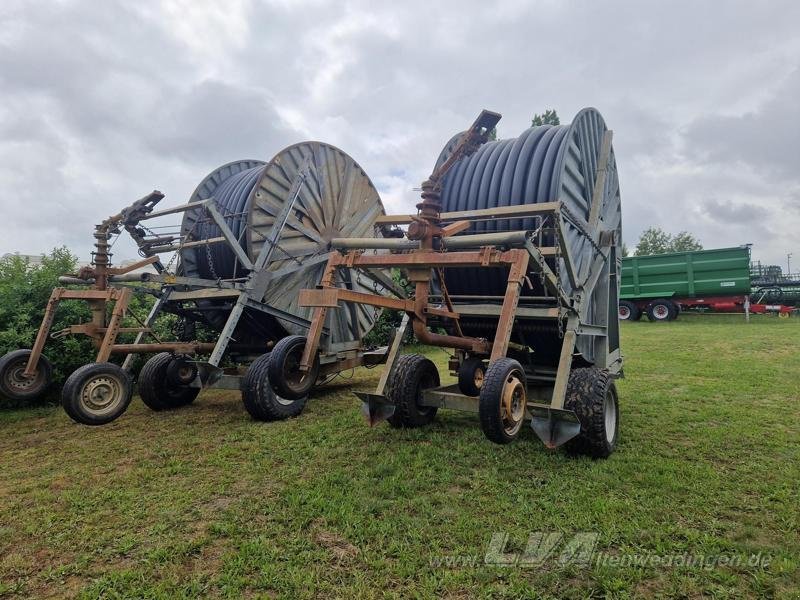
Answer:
top-left (4, 358), bottom-right (45, 392)
top-left (501, 374), bottom-right (525, 437)
top-left (474, 366), bottom-right (485, 390)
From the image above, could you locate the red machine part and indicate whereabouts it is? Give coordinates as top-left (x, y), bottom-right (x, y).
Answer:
top-left (621, 295), bottom-right (795, 321)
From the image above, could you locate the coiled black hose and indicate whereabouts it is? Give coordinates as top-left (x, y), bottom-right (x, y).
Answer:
top-left (193, 164), bottom-right (265, 279)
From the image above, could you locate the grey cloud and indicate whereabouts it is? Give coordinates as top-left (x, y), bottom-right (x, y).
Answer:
top-left (684, 69), bottom-right (800, 180)
top-left (701, 199), bottom-right (768, 225)
top-left (0, 0), bottom-right (799, 267)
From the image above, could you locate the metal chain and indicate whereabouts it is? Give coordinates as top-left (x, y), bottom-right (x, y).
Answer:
top-left (553, 215), bottom-right (566, 339)
top-left (205, 239), bottom-right (219, 280)
top-left (560, 205), bottom-right (606, 259)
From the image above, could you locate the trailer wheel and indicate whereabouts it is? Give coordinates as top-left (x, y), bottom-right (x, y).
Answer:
top-left (563, 367), bottom-right (618, 458)
top-left (242, 353), bottom-right (307, 421)
top-left (62, 363), bottom-right (133, 425)
top-left (646, 299), bottom-right (677, 322)
top-left (267, 335), bottom-right (320, 400)
top-left (138, 353), bottom-right (199, 411)
top-left (386, 354), bottom-right (439, 428)
top-left (478, 358), bottom-right (527, 444)
top-left (457, 357), bottom-right (486, 396)
top-left (0, 349), bottom-right (53, 402)
top-left (618, 301), bottom-right (640, 321)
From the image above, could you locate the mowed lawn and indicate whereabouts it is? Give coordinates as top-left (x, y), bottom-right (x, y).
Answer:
top-left (1, 316), bottom-right (798, 599)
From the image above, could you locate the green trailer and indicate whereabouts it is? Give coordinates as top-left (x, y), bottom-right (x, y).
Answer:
top-left (619, 246), bottom-right (752, 321)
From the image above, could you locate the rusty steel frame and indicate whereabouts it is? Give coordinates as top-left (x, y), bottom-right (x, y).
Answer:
top-left (20, 167), bottom-right (392, 392)
top-left (293, 111), bottom-right (620, 448)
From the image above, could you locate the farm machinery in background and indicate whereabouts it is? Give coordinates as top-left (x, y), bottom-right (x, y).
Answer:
top-left (618, 246), bottom-right (796, 321)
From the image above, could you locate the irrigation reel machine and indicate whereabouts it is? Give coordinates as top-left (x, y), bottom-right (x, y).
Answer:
top-left (273, 108), bottom-right (624, 456)
top-left (0, 143), bottom-right (396, 424)
top-left (0, 108), bottom-right (623, 456)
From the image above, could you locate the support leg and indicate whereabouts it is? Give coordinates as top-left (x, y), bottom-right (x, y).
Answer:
top-left (209, 293), bottom-right (248, 367)
top-left (489, 251), bottom-right (529, 362)
top-left (95, 287), bottom-right (132, 363)
top-left (300, 260), bottom-right (337, 371)
top-left (23, 288), bottom-right (64, 377)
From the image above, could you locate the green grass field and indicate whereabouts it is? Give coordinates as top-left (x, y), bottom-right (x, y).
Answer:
top-left (1, 316), bottom-right (799, 599)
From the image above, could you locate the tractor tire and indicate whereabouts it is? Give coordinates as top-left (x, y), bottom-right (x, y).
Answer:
top-left (478, 358), bottom-right (527, 444)
top-left (242, 353), bottom-right (307, 421)
top-left (138, 353), bottom-right (199, 411)
top-left (267, 335), bottom-right (320, 400)
top-left (563, 367), bottom-right (619, 458)
top-left (0, 349), bottom-right (53, 402)
top-left (646, 299), bottom-right (678, 322)
top-left (386, 354), bottom-right (439, 428)
top-left (618, 301), bottom-right (641, 321)
top-left (62, 362), bottom-right (133, 425)
top-left (457, 356), bottom-right (486, 397)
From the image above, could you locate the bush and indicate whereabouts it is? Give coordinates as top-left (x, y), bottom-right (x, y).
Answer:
top-left (0, 248), bottom-right (95, 403)
top-left (0, 248), bottom-right (183, 406)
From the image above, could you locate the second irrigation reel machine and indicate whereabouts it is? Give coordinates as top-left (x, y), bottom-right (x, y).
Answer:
top-left (271, 109), bottom-right (624, 456)
top-left (0, 143), bottom-right (394, 424)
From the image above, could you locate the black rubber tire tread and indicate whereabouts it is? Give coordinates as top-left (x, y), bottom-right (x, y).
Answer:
top-left (61, 362), bottom-right (133, 426)
top-left (478, 357), bottom-right (526, 445)
top-left (267, 335), bottom-right (320, 400)
top-left (457, 357), bottom-right (486, 397)
top-left (138, 352), bottom-right (199, 411)
top-left (0, 349), bottom-right (53, 401)
top-left (618, 301), bottom-right (640, 321)
top-left (563, 367), bottom-right (618, 458)
top-left (386, 354), bottom-right (439, 428)
top-left (242, 353), bottom-right (307, 421)
top-left (646, 299), bottom-right (678, 322)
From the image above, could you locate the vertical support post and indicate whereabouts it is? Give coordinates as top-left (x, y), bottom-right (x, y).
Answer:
top-left (23, 288), bottom-right (65, 377)
top-left (208, 293), bottom-right (248, 367)
top-left (550, 320), bottom-right (578, 410)
top-left (300, 258), bottom-right (338, 371)
top-left (96, 287), bottom-right (132, 363)
top-left (489, 250), bottom-right (529, 363)
top-left (375, 313), bottom-right (410, 396)
top-left (744, 295), bottom-right (750, 322)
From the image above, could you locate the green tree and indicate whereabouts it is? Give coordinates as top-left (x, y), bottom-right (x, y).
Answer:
top-left (670, 231), bottom-right (704, 252)
top-left (634, 227), bottom-right (703, 256)
top-left (532, 109), bottom-right (560, 127)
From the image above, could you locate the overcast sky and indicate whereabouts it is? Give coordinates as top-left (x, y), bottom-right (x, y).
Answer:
top-left (1, 0), bottom-right (798, 269)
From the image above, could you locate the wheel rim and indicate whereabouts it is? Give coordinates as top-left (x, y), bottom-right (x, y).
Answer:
top-left (282, 347), bottom-right (316, 395)
top-left (654, 304), bottom-right (669, 319)
top-left (175, 364), bottom-right (195, 385)
top-left (80, 374), bottom-right (125, 416)
top-left (619, 306), bottom-right (630, 319)
top-left (604, 388), bottom-right (617, 443)
top-left (474, 366), bottom-right (485, 390)
top-left (4, 358), bottom-right (46, 393)
top-left (501, 374), bottom-right (525, 436)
